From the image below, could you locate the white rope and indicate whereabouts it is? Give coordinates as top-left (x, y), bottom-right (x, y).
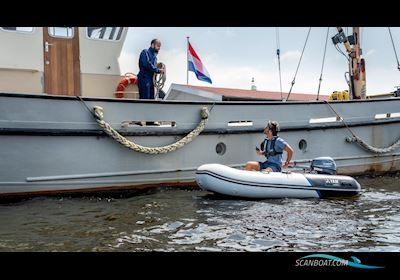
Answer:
top-left (154, 62), bottom-right (166, 99)
top-left (93, 106), bottom-right (209, 154)
top-left (346, 136), bottom-right (400, 154)
top-left (324, 100), bottom-right (400, 154)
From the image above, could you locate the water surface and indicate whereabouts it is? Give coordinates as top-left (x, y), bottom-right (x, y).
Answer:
top-left (0, 174), bottom-right (399, 252)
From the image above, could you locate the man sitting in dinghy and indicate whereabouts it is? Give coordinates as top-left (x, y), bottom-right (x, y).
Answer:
top-left (245, 121), bottom-right (294, 172)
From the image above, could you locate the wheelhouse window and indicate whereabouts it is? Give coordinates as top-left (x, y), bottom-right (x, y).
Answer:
top-left (1, 27), bottom-right (34, 33)
top-left (87, 27), bottom-right (124, 41)
top-left (48, 27), bottom-right (74, 38)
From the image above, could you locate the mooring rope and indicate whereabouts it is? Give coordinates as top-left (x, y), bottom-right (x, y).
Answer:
top-left (93, 106), bottom-right (209, 154)
top-left (324, 100), bottom-right (400, 154)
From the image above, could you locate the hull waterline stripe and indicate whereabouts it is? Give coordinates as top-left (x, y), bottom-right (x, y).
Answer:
top-left (25, 164), bottom-right (246, 182)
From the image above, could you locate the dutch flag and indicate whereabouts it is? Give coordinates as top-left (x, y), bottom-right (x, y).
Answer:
top-left (188, 42), bottom-right (212, 84)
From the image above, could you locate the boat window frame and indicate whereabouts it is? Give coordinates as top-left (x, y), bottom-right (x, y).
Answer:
top-left (86, 27), bottom-right (124, 42)
top-left (47, 27), bottom-right (75, 39)
top-left (0, 27), bottom-right (35, 34)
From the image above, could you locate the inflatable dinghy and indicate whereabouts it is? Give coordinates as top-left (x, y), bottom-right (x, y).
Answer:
top-left (196, 158), bottom-right (361, 199)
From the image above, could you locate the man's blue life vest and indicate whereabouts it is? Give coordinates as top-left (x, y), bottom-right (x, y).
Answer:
top-left (260, 136), bottom-right (284, 158)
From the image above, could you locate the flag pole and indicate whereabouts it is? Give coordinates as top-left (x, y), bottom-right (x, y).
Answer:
top-left (186, 36), bottom-right (189, 85)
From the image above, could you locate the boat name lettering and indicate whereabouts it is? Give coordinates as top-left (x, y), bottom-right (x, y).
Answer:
top-left (325, 179), bottom-right (339, 184)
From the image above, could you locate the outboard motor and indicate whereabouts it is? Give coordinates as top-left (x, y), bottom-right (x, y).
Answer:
top-left (310, 157), bottom-right (337, 175)
top-left (394, 87), bottom-right (400, 97)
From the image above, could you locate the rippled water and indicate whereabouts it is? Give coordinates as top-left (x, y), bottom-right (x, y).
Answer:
top-left (0, 174), bottom-right (399, 252)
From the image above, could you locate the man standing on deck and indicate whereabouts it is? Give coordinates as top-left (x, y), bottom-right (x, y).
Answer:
top-left (137, 39), bottom-right (165, 99)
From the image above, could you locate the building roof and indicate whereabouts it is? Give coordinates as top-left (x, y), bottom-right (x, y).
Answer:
top-left (183, 84), bottom-right (329, 101)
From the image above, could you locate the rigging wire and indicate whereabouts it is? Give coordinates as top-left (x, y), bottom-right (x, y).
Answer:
top-left (388, 27), bottom-right (400, 71)
top-left (276, 27), bottom-right (283, 99)
top-left (334, 43), bottom-right (350, 62)
top-left (316, 27), bottom-right (330, 100)
top-left (286, 27), bottom-right (312, 101)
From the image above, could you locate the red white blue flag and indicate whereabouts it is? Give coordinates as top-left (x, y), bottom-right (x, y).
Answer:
top-left (188, 42), bottom-right (212, 84)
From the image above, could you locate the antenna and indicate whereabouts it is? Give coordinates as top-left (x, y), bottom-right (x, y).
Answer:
top-left (276, 27), bottom-right (283, 99)
top-left (251, 77), bottom-right (257, 91)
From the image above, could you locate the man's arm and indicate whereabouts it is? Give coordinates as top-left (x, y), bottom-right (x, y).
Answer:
top-left (283, 144), bottom-right (294, 169)
top-left (140, 50), bottom-right (160, 74)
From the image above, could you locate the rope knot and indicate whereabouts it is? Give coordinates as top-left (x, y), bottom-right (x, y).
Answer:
top-left (345, 136), bottom-right (357, 143)
top-left (200, 107), bottom-right (209, 119)
top-left (93, 106), bottom-right (104, 120)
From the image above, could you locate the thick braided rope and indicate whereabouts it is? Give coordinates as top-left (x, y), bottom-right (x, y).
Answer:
top-left (324, 100), bottom-right (400, 154)
top-left (93, 106), bottom-right (209, 154)
top-left (346, 136), bottom-right (400, 154)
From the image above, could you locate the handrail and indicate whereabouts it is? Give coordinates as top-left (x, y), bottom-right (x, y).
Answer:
top-left (0, 67), bottom-right (39, 73)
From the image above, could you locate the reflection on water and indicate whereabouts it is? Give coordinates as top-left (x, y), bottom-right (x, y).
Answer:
top-left (0, 173), bottom-right (399, 251)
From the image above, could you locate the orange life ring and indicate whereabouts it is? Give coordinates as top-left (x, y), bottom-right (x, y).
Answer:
top-left (115, 74), bottom-right (138, 98)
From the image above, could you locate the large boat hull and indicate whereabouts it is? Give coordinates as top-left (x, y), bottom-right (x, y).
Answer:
top-left (0, 93), bottom-right (399, 196)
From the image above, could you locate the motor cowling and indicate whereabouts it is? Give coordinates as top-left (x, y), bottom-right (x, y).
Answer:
top-left (310, 157), bottom-right (337, 175)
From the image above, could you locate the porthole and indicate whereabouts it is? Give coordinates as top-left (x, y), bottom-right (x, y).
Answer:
top-left (299, 139), bottom-right (307, 152)
top-left (216, 142), bottom-right (226, 155)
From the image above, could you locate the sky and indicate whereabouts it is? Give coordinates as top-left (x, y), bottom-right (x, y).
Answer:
top-left (118, 27), bottom-right (400, 96)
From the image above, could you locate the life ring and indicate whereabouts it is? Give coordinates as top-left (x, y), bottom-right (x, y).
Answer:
top-left (115, 73), bottom-right (138, 98)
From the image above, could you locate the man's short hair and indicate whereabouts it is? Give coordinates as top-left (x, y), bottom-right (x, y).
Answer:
top-left (265, 120), bottom-right (280, 136)
top-left (151, 38), bottom-right (160, 45)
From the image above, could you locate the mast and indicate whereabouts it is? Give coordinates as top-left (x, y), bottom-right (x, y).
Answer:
top-left (332, 27), bottom-right (366, 99)
top-left (186, 36), bottom-right (189, 85)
